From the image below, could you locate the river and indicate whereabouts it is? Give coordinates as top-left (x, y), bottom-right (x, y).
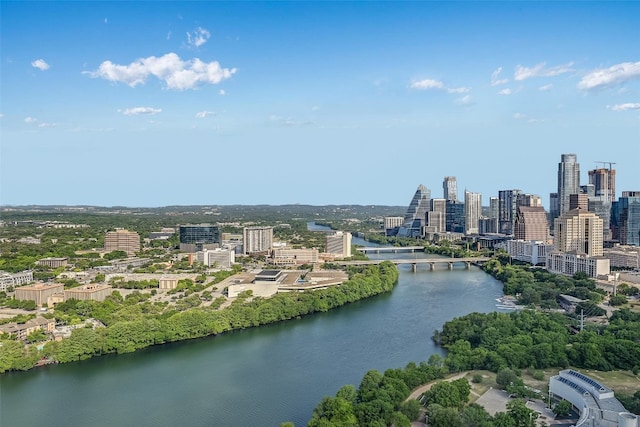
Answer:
top-left (0, 224), bottom-right (507, 427)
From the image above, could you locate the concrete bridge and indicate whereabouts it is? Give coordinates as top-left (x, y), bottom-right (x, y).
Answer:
top-left (338, 257), bottom-right (491, 272)
top-left (355, 246), bottom-right (425, 254)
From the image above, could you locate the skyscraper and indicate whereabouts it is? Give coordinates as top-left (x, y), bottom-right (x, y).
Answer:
top-left (553, 208), bottom-right (603, 256)
top-left (179, 224), bottom-right (221, 252)
top-left (557, 154), bottom-right (580, 217)
top-left (612, 191), bottom-right (640, 246)
top-left (498, 189), bottom-right (522, 235)
top-left (443, 176), bottom-right (458, 202)
top-left (399, 184), bottom-right (431, 237)
top-left (426, 198), bottom-right (446, 233)
top-left (464, 191), bottom-right (482, 235)
top-left (514, 206), bottom-right (549, 242)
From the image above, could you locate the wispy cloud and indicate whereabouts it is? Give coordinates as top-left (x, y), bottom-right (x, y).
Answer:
top-left (84, 52), bottom-right (236, 90)
top-left (269, 115), bottom-right (313, 127)
top-left (119, 107), bottom-right (162, 116)
top-left (607, 103), bottom-right (640, 111)
top-left (38, 122), bottom-right (57, 128)
top-left (195, 110), bottom-right (215, 118)
top-left (491, 67), bottom-right (509, 86)
top-left (219, 89), bottom-right (226, 96)
top-left (24, 116), bottom-right (38, 123)
top-left (513, 112), bottom-right (542, 123)
top-left (410, 79), bottom-right (470, 94)
top-left (498, 88), bottom-right (512, 96)
top-left (538, 84), bottom-right (553, 91)
top-left (187, 27), bottom-right (211, 48)
top-left (31, 59), bottom-right (50, 71)
top-left (578, 61), bottom-right (640, 91)
top-left (455, 95), bottom-right (473, 106)
top-left (514, 62), bottom-right (574, 81)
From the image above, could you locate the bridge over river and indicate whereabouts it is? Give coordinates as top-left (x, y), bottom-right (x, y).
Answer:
top-left (355, 246), bottom-right (425, 254)
top-left (337, 257), bottom-right (491, 272)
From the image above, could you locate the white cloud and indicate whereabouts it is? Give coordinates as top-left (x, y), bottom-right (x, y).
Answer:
top-left (38, 122), bottom-right (57, 128)
top-left (578, 61), bottom-right (640, 91)
top-left (31, 59), bottom-right (50, 71)
top-left (491, 67), bottom-right (509, 86)
top-left (514, 62), bottom-right (574, 81)
top-left (167, 31), bottom-right (172, 40)
top-left (498, 88), bottom-right (512, 95)
top-left (447, 87), bottom-right (470, 94)
top-left (187, 27), bottom-right (211, 48)
top-left (84, 52), bottom-right (236, 90)
top-left (196, 110), bottom-right (215, 118)
top-left (456, 95), bottom-right (473, 106)
top-left (219, 89), bottom-right (226, 95)
top-left (607, 103), bottom-right (640, 111)
top-left (0, 113), bottom-right (4, 118)
top-left (538, 84), bottom-right (553, 91)
top-left (24, 116), bottom-right (38, 123)
top-left (269, 115), bottom-right (313, 127)
top-left (119, 107), bottom-right (162, 116)
top-left (513, 112), bottom-right (542, 123)
top-left (410, 79), bottom-right (444, 90)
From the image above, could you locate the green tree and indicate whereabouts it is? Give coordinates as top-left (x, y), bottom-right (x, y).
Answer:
top-left (496, 368), bottom-right (519, 389)
top-left (552, 399), bottom-right (572, 417)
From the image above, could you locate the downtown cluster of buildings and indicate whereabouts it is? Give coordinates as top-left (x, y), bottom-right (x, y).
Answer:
top-left (386, 154), bottom-right (640, 280)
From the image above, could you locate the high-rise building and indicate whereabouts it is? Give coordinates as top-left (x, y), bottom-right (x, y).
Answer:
top-left (446, 200), bottom-right (465, 233)
top-left (498, 189), bottom-right (522, 235)
top-left (553, 208), bottom-right (603, 256)
top-left (383, 216), bottom-right (404, 236)
top-left (464, 191), bottom-right (482, 235)
top-left (105, 229), bottom-right (140, 256)
top-left (612, 191), bottom-right (640, 246)
top-left (514, 206), bottom-right (549, 241)
top-left (426, 198), bottom-right (446, 233)
top-left (326, 231), bottom-right (352, 258)
top-left (557, 154), bottom-right (580, 217)
top-left (569, 193), bottom-right (589, 211)
top-left (549, 192), bottom-right (559, 223)
top-left (399, 184), bottom-right (431, 237)
top-left (179, 224), bottom-right (221, 252)
top-left (588, 167), bottom-right (616, 201)
top-left (443, 176), bottom-right (458, 202)
top-left (243, 226), bottom-right (273, 255)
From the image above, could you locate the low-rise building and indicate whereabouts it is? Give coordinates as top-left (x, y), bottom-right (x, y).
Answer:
top-left (159, 277), bottom-right (179, 290)
top-left (36, 257), bottom-right (69, 268)
top-left (603, 245), bottom-right (640, 269)
top-left (0, 270), bottom-right (34, 292)
top-left (197, 248), bottom-right (235, 268)
top-left (15, 283), bottom-right (65, 306)
top-left (546, 252), bottom-right (610, 278)
top-left (0, 316), bottom-right (56, 341)
top-left (507, 240), bottom-right (554, 266)
top-left (272, 248), bottom-right (319, 266)
top-left (64, 284), bottom-right (113, 302)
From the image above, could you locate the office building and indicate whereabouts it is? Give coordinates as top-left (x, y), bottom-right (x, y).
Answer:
top-left (64, 284), bottom-right (112, 302)
top-left (105, 229), bottom-right (140, 256)
top-left (589, 197), bottom-right (613, 241)
top-left (179, 224), bottom-right (220, 252)
top-left (383, 216), bottom-right (404, 236)
top-left (398, 184), bottom-right (431, 237)
top-left (557, 153), bottom-right (580, 217)
top-left (513, 206), bottom-right (549, 242)
top-left (425, 198), bottom-right (446, 233)
top-left (36, 257), bottom-right (68, 268)
top-left (498, 189), bottom-right (522, 235)
top-left (611, 191), bottom-right (640, 246)
top-left (464, 191), bottom-right (482, 235)
top-left (197, 248), bottom-right (236, 268)
top-left (443, 176), bottom-right (458, 202)
top-left (507, 240), bottom-right (554, 265)
top-left (243, 226), bottom-right (273, 255)
top-left (272, 248), bottom-right (319, 266)
top-left (554, 208), bottom-right (604, 256)
top-left (546, 252), bottom-right (610, 278)
top-left (15, 283), bottom-right (64, 306)
top-left (569, 193), bottom-right (589, 211)
top-left (604, 246), bottom-right (640, 269)
top-left (549, 192), bottom-right (559, 223)
top-left (446, 200), bottom-right (465, 233)
top-left (326, 231), bottom-right (352, 258)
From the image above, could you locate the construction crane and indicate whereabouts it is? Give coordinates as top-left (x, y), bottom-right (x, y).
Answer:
top-left (595, 161), bottom-right (616, 170)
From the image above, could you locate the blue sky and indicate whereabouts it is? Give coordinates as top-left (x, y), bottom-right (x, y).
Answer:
top-left (1, 1), bottom-right (639, 207)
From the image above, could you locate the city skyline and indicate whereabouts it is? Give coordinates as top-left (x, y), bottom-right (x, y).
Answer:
top-left (1, 2), bottom-right (639, 207)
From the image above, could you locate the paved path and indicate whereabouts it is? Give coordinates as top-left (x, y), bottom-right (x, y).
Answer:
top-left (406, 372), bottom-right (468, 402)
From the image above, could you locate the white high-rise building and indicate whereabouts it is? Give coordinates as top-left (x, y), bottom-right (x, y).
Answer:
top-left (464, 191), bottom-right (482, 235)
top-left (243, 226), bottom-right (273, 255)
top-left (326, 231), bottom-right (352, 258)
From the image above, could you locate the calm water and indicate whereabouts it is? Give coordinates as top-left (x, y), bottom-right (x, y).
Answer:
top-left (0, 227), bottom-right (507, 427)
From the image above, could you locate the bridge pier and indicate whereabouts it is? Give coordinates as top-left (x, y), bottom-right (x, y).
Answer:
top-left (412, 263), bottom-right (417, 273)
top-left (448, 262), bottom-right (453, 270)
top-left (465, 261), bottom-right (470, 269)
top-left (430, 262), bottom-right (435, 271)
